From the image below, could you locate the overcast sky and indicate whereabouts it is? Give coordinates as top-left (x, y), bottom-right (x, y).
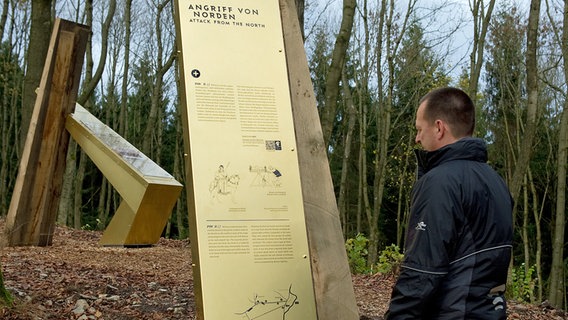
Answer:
top-left (304, 0), bottom-right (533, 82)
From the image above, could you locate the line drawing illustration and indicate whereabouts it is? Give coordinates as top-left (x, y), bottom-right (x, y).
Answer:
top-left (235, 285), bottom-right (299, 319)
top-left (209, 164), bottom-right (240, 202)
top-left (249, 165), bottom-right (282, 188)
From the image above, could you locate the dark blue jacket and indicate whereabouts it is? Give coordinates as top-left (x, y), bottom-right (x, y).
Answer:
top-left (386, 138), bottom-right (513, 319)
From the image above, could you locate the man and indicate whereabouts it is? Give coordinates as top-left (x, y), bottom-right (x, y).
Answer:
top-left (385, 87), bottom-right (513, 319)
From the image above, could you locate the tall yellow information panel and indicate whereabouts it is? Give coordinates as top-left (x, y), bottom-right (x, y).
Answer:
top-left (175, 1), bottom-right (317, 319)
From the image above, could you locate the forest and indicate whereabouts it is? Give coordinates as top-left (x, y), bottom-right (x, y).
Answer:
top-left (0, 0), bottom-right (567, 312)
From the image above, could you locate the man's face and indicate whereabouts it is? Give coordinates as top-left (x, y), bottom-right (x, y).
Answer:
top-left (415, 101), bottom-right (439, 151)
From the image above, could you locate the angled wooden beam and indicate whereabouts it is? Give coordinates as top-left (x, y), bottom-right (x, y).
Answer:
top-left (4, 19), bottom-right (89, 246)
top-left (280, 0), bottom-right (359, 318)
top-left (66, 104), bottom-right (183, 246)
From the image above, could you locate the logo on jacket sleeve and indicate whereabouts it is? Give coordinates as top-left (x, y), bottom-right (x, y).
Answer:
top-left (415, 221), bottom-right (427, 231)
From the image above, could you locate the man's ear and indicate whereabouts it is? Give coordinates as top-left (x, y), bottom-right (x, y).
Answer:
top-left (435, 120), bottom-right (444, 137)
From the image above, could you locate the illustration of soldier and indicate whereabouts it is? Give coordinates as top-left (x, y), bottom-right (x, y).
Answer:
top-left (209, 164), bottom-right (240, 202)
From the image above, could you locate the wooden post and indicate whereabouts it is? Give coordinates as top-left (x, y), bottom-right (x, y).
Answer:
top-left (4, 19), bottom-right (89, 246)
top-left (280, 0), bottom-right (360, 318)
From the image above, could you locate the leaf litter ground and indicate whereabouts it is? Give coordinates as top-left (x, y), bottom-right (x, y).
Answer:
top-left (0, 224), bottom-right (565, 319)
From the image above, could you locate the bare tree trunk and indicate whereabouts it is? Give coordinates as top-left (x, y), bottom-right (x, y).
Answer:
top-left (548, 0), bottom-right (568, 308)
top-left (320, 0), bottom-right (356, 146)
top-left (396, 132), bottom-right (413, 247)
top-left (521, 176), bottom-right (530, 276)
top-left (338, 70), bottom-right (357, 233)
top-left (549, 101), bottom-right (567, 308)
top-left (105, 183), bottom-right (114, 228)
top-left (155, 106), bottom-right (164, 164)
top-left (97, 178), bottom-right (109, 228)
top-left (57, 142), bottom-right (76, 225)
top-left (20, 0), bottom-right (52, 151)
top-left (76, 0), bottom-right (116, 106)
top-left (0, 61), bottom-right (21, 216)
top-left (508, 0), bottom-right (540, 205)
top-left (354, 0), bottom-right (371, 236)
top-left (119, 0), bottom-right (132, 139)
top-left (174, 131), bottom-right (186, 238)
top-left (173, 57), bottom-right (187, 239)
top-left (368, 0), bottom-right (415, 265)
top-left (0, 114), bottom-right (9, 215)
top-left (68, 0), bottom-right (97, 230)
top-left (97, 36), bottom-right (121, 229)
top-left (365, 0), bottom-right (386, 265)
top-left (0, 1), bottom-right (16, 291)
top-left (141, 0), bottom-right (176, 155)
top-left (468, 0), bottom-right (495, 98)
top-left (73, 151), bottom-right (87, 229)
top-left (0, 0), bottom-right (9, 40)
top-left (65, 0), bottom-right (115, 231)
top-left (528, 168), bottom-right (544, 302)
top-left (173, 129), bottom-right (186, 238)
top-left (357, 83), bottom-right (367, 235)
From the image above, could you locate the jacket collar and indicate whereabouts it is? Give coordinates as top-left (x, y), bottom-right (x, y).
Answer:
top-left (415, 137), bottom-right (488, 177)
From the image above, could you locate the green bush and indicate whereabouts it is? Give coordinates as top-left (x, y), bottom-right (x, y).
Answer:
top-left (0, 267), bottom-right (13, 307)
top-left (345, 236), bottom-right (405, 275)
top-left (375, 244), bottom-right (404, 275)
top-left (345, 233), bottom-right (370, 274)
top-left (510, 263), bottom-right (536, 303)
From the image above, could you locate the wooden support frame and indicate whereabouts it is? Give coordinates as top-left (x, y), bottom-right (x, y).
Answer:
top-left (174, 0), bottom-right (358, 318)
top-left (4, 19), bottom-right (89, 246)
top-left (66, 104), bottom-right (182, 246)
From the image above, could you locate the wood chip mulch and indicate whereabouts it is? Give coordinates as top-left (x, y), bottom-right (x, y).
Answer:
top-left (0, 225), bottom-right (565, 319)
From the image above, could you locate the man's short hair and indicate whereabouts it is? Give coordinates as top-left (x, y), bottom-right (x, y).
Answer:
top-left (419, 87), bottom-right (475, 137)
